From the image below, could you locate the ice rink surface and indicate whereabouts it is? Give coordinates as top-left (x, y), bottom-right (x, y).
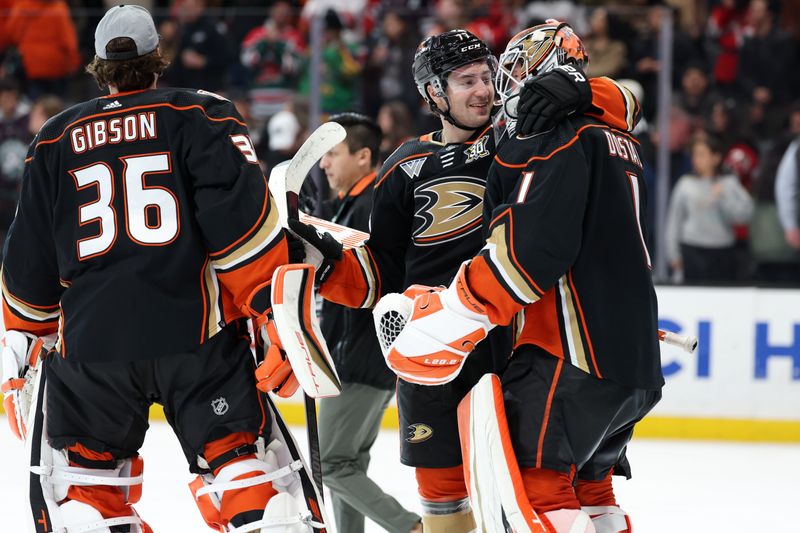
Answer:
top-left (2, 421), bottom-right (798, 532)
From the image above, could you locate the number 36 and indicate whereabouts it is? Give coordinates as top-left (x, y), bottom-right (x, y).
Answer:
top-left (69, 152), bottom-right (179, 260)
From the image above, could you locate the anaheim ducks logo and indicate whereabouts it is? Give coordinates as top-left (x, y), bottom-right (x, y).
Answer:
top-left (414, 176), bottom-right (485, 246)
top-left (406, 423), bottom-right (434, 443)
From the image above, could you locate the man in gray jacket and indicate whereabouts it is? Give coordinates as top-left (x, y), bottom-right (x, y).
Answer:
top-left (316, 112), bottom-right (422, 533)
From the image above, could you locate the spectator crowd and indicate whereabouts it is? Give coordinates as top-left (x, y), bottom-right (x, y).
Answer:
top-left (1, 0), bottom-right (800, 285)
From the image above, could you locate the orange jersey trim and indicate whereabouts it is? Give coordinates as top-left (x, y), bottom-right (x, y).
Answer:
top-left (516, 289), bottom-right (564, 358)
top-left (100, 89), bottom-right (150, 99)
top-left (319, 247), bottom-right (373, 308)
top-left (215, 238), bottom-right (289, 317)
top-left (536, 359), bottom-right (563, 468)
top-left (466, 256), bottom-right (523, 326)
top-left (586, 77), bottom-right (640, 133)
top-left (1, 307), bottom-right (58, 336)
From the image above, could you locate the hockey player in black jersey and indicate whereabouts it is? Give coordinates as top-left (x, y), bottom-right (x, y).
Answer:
top-left (0, 6), bottom-right (323, 533)
top-left (288, 28), bottom-right (645, 533)
top-left (377, 21), bottom-right (662, 533)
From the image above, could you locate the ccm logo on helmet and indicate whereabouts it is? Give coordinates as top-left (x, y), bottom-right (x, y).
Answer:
top-left (461, 43), bottom-right (481, 52)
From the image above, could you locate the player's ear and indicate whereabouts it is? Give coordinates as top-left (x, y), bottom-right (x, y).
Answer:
top-left (426, 84), bottom-right (447, 110)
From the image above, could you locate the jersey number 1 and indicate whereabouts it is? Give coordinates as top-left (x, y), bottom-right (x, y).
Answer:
top-left (70, 152), bottom-right (179, 260)
top-left (626, 171), bottom-right (652, 269)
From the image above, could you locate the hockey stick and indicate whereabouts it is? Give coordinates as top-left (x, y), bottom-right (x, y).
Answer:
top-left (269, 122), bottom-right (347, 227)
top-left (658, 329), bottom-right (698, 353)
top-left (268, 122), bottom-right (346, 505)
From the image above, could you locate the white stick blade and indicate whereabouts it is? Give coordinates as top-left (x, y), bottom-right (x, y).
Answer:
top-left (286, 122), bottom-right (347, 194)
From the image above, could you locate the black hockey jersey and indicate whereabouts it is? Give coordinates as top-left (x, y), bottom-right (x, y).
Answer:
top-left (467, 114), bottom-right (664, 390)
top-left (1, 88), bottom-right (288, 362)
top-left (319, 77), bottom-right (641, 312)
top-left (320, 124), bottom-right (495, 308)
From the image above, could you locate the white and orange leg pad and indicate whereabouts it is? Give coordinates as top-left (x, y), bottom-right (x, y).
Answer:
top-left (581, 506), bottom-right (631, 533)
top-left (457, 373), bottom-right (548, 533)
top-left (268, 264), bottom-right (341, 398)
top-left (190, 398), bottom-right (330, 532)
top-left (24, 358), bottom-right (148, 532)
top-left (30, 446), bottom-right (146, 532)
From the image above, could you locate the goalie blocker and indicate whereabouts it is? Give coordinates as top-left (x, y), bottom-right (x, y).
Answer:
top-left (255, 264), bottom-right (342, 400)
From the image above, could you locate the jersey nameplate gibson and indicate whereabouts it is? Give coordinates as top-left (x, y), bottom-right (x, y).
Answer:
top-left (70, 111), bottom-right (157, 154)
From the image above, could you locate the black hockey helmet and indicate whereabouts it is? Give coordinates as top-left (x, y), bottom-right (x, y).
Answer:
top-left (412, 29), bottom-right (497, 130)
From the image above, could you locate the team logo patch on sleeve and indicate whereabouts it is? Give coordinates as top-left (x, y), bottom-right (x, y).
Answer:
top-left (400, 157), bottom-right (427, 179)
top-left (406, 423), bottom-right (434, 443)
top-left (464, 135), bottom-right (490, 163)
top-left (413, 176), bottom-right (485, 245)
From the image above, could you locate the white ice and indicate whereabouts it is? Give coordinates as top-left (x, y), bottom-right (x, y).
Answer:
top-left (1, 421), bottom-right (797, 532)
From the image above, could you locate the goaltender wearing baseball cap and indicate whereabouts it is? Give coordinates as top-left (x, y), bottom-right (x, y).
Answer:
top-left (86, 4), bottom-right (169, 92)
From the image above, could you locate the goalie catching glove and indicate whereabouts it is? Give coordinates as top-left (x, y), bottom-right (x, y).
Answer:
top-left (373, 262), bottom-right (494, 386)
top-left (1, 330), bottom-right (54, 440)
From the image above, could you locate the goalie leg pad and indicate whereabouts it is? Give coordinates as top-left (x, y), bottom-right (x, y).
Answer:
top-left (575, 471), bottom-right (630, 532)
top-left (541, 509), bottom-right (596, 533)
top-left (270, 264), bottom-right (341, 398)
top-left (32, 446), bottom-right (149, 532)
top-left (191, 402), bottom-right (331, 532)
top-left (580, 507), bottom-right (631, 533)
top-left (27, 368), bottom-right (149, 532)
top-left (457, 373), bottom-right (547, 533)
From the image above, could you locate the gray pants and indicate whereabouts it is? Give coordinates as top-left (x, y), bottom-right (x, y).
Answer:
top-left (319, 382), bottom-right (420, 533)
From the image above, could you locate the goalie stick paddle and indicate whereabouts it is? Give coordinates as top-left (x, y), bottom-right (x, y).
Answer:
top-left (299, 211), bottom-right (369, 249)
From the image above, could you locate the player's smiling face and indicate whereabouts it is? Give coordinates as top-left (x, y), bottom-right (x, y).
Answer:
top-left (443, 61), bottom-right (494, 128)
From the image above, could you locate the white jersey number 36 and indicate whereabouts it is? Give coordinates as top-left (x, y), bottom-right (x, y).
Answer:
top-left (70, 152), bottom-right (179, 260)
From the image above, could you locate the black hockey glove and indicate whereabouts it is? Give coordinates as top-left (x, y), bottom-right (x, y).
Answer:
top-left (516, 64), bottom-right (592, 136)
top-left (287, 218), bottom-right (343, 284)
top-left (285, 229), bottom-right (307, 264)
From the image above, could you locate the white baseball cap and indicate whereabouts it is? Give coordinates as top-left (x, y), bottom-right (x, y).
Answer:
top-left (95, 5), bottom-right (159, 60)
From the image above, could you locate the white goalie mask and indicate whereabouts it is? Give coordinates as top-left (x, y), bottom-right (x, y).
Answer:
top-left (495, 19), bottom-right (589, 120)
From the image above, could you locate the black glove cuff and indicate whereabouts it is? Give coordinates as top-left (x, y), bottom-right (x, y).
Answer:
top-left (520, 64), bottom-right (592, 116)
top-left (548, 65), bottom-right (592, 114)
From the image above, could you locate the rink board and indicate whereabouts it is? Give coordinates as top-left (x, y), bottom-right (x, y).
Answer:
top-left (1, 286), bottom-right (799, 442)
